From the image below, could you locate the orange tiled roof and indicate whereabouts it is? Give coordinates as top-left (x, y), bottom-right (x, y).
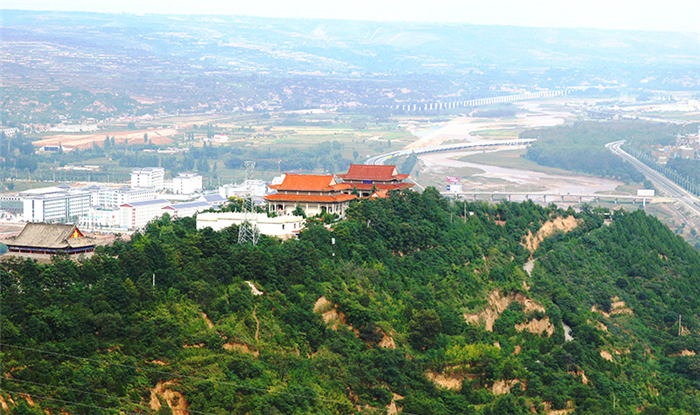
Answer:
top-left (344, 183), bottom-right (414, 191)
top-left (370, 190), bottom-right (390, 198)
top-left (269, 174), bottom-right (339, 191)
top-left (338, 164), bottom-right (407, 181)
top-left (265, 194), bottom-right (358, 203)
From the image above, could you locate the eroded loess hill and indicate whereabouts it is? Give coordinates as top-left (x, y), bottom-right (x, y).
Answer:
top-left (1, 189), bottom-right (699, 414)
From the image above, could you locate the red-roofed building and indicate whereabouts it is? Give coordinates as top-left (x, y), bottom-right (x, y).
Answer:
top-left (266, 174), bottom-right (357, 217)
top-left (337, 164), bottom-right (414, 197)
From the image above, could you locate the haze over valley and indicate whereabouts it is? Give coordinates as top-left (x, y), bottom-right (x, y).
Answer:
top-left (1, 4), bottom-right (700, 415)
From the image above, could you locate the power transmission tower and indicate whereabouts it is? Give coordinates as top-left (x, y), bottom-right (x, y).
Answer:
top-left (238, 161), bottom-right (260, 245)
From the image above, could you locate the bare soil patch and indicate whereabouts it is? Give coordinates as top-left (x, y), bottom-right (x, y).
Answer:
top-left (516, 317), bottom-right (555, 336)
top-left (492, 379), bottom-right (523, 395)
top-left (150, 380), bottom-right (188, 414)
top-left (425, 370), bottom-right (465, 391)
top-left (223, 342), bottom-right (260, 356)
top-left (378, 331), bottom-right (397, 349)
top-left (387, 393), bottom-right (404, 415)
top-left (202, 312), bottom-right (214, 329)
top-left (464, 290), bottom-right (546, 332)
top-left (522, 216), bottom-right (580, 254)
top-left (0, 395), bottom-right (10, 412)
top-left (670, 349), bottom-right (696, 357)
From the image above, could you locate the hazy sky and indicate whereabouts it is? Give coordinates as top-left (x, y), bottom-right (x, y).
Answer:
top-left (4, 0), bottom-right (700, 33)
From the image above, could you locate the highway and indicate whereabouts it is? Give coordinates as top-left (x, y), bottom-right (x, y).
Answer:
top-left (364, 138), bottom-right (537, 166)
top-left (446, 191), bottom-right (673, 204)
top-left (607, 140), bottom-right (700, 218)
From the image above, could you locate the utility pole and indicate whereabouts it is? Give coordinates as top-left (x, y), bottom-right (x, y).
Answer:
top-left (679, 314), bottom-right (682, 336)
top-left (238, 161), bottom-right (260, 245)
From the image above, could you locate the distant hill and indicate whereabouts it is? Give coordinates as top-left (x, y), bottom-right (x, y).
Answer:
top-left (3, 10), bottom-right (698, 73)
top-left (2, 191), bottom-right (700, 414)
top-left (2, 9), bottom-right (698, 122)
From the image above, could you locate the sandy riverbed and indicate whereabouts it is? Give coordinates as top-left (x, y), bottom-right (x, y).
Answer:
top-left (420, 150), bottom-right (622, 195)
top-left (411, 100), bottom-right (622, 195)
top-left (405, 101), bottom-right (570, 150)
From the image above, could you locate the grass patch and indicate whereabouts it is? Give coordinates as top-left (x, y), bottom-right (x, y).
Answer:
top-left (458, 149), bottom-right (586, 176)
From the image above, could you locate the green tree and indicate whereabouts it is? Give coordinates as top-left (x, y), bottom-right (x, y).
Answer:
top-left (408, 309), bottom-right (441, 350)
top-left (292, 205), bottom-right (306, 218)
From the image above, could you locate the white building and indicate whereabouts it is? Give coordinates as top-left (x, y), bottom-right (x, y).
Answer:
top-left (204, 134), bottom-right (229, 143)
top-left (198, 194), bottom-right (227, 208)
top-left (173, 172), bottom-right (203, 195)
top-left (79, 207), bottom-right (121, 230)
top-left (161, 201), bottom-right (211, 218)
top-left (97, 186), bottom-right (156, 208)
top-left (119, 199), bottom-right (171, 229)
top-left (21, 186), bottom-right (93, 223)
top-left (219, 180), bottom-right (270, 198)
top-left (196, 212), bottom-right (304, 239)
top-left (131, 167), bottom-right (165, 190)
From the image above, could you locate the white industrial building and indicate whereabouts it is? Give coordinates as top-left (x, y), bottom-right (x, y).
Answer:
top-left (173, 172), bottom-right (203, 195)
top-left (21, 186), bottom-right (93, 223)
top-left (196, 212), bottom-right (304, 239)
top-left (97, 186), bottom-right (156, 208)
top-left (119, 199), bottom-right (171, 229)
top-left (131, 167), bottom-right (165, 190)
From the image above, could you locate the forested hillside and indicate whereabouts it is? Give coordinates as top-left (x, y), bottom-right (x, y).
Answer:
top-left (523, 121), bottom-right (679, 183)
top-left (2, 189), bottom-right (700, 414)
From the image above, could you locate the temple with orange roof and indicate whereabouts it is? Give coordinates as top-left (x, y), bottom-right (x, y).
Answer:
top-left (266, 174), bottom-right (357, 217)
top-left (337, 164), bottom-right (414, 197)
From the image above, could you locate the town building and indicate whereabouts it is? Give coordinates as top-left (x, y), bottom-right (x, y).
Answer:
top-left (131, 167), bottom-right (165, 190)
top-left (204, 134), bottom-right (229, 143)
top-left (219, 180), bottom-right (271, 198)
top-left (119, 199), bottom-right (171, 229)
top-left (679, 146), bottom-right (696, 160)
top-left (337, 164), bottom-right (414, 197)
top-left (21, 186), bottom-right (93, 223)
top-left (198, 193), bottom-right (228, 208)
top-left (3, 223), bottom-right (95, 257)
top-left (196, 212), bottom-right (304, 239)
top-left (97, 186), bottom-right (156, 208)
top-left (172, 172), bottom-right (203, 195)
top-left (0, 194), bottom-right (23, 214)
top-left (161, 201), bottom-right (211, 218)
top-left (265, 174), bottom-right (357, 217)
top-left (78, 207), bottom-right (121, 230)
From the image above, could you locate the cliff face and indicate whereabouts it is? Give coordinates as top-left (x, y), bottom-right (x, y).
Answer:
top-left (2, 191), bottom-right (700, 414)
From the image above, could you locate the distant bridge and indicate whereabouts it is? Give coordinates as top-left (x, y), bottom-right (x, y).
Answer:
top-left (445, 191), bottom-right (675, 205)
top-left (366, 138), bottom-right (536, 165)
top-left (386, 89), bottom-right (570, 113)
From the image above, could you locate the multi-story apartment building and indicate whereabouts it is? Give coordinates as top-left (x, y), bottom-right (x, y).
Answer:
top-left (21, 186), bottom-right (93, 223)
top-left (131, 167), bottom-right (165, 190)
top-left (97, 186), bottom-right (156, 208)
top-left (172, 172), bottom-right (203, 195)
top-left (119, 199), bottom-right (171, 229)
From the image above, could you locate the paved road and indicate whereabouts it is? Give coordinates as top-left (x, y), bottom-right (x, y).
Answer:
top-left (607, 140), bottom-right (700, 218)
